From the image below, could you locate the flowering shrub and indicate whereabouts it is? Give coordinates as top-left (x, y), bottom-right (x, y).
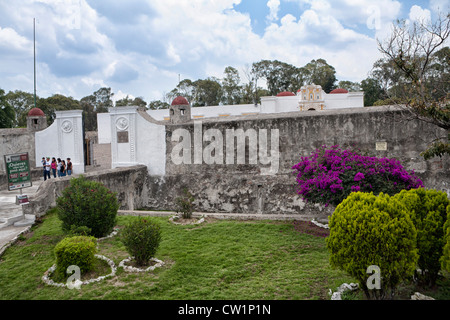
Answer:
top-left (292, 145), bottom-right (424, 206)
top-left (56, 175), bottom-right (119, 238)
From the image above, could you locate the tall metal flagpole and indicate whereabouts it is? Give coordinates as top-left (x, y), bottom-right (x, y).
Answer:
top-left (33, 18), bottom-right (36, 109)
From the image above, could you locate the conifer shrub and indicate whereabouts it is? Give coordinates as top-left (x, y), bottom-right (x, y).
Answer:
top-left (326, 192), bottom-right (418, 299)
top-left (441, 205), bottom-right (450, 274)
top-left (393, 188), bottom-right (450, 285)
top-left (56, 175), bottom-right (119, 238)
top-left (292, 145), bottom-right (423, 206)
top-left (121, 217), bottom-right (162, 267)
top-left (54, 235), bottom-right (97, 279)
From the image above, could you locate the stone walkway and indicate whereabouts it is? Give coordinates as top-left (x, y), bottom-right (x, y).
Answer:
top-left (0, 179), bottom-right (42, 256)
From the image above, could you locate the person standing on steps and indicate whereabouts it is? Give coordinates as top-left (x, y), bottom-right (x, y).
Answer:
top-left (43, 157), bottom-right (51, 180)
top-left (60, 160), bottom-right (66, 177)
top-left (41, 157), bottom-right (47, 181)
top-left (51, 157), bottom-right (57, 178)
top-left (67, 158), bottom-right (72, 176)
top-left (57, 158), bottom-right (62, 177)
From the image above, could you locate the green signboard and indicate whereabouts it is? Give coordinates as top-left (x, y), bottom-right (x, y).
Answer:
top-left (4, 152), bottom-right (32, 191)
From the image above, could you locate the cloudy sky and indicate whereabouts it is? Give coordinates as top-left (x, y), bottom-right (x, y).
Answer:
top-left (0, 0), bottom-right (448, 104)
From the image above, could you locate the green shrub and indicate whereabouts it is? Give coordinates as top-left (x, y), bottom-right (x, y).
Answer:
top-left (393, 188), bottom-right (449, 286)
top-left (56, 175), bottom-right (119, 238)
top-left (54, 236), bottom-right (97, 279)
top-left (440, 205), bottom-right (450, 274)
top-left (326, 192), bottom-right (418, 299)
top-left (121, 217), bottom-right (162, 266)
top-left (175, 188), bottom-right (195, 219)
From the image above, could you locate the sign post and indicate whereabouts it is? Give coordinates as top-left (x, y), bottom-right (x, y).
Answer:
top-left (4, 152), bottom-right (32, 192)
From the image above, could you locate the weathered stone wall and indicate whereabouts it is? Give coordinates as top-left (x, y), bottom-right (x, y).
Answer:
top-left (141, 106), bottom-right (448, 218)
top-left (0, 128), bottom-right (36, 172)
top-left (23, 165), bottom-right (149, 217)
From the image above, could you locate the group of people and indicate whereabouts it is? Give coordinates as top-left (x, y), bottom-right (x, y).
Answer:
top-left (41, 157), bottom-right (73, 181)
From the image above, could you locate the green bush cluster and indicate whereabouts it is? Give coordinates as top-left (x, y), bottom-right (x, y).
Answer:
top-left (327, 188), bottom-right (450, 299)
top-left (120, 217), bottom-right (162, 267)
top-left (441, 205), bottom-right (450, 274)
top-left (326, 192), bottom-right (418, 299)
top-left (54, 236), bottom-right (97, 279)
top-left (393, 188), bottom-right (449, 285)
top-left (56, 175), bottom-right (119, 238)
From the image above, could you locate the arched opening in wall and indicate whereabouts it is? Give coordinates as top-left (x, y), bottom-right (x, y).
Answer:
top-left (308, 108), bottom-right (316, 111)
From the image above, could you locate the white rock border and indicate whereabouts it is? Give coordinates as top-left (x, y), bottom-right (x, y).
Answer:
top-left (97, 227), bottom-right (120, 241)
top-left (42, 254), bottom-right (117, 288)
top-left (329, 283), bottom-right (359, 300)
top-left (118, 257), bottom-right (165, 272)
top-left (169, 214), bottom-right (205, 225)
top-left (311, 219), bottom-right (329, 229)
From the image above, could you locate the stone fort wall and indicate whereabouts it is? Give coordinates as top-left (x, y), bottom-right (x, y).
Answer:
top-left (141, 106), bottom-right (448, 219)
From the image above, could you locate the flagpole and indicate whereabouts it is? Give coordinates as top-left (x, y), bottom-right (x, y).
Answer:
top-left (33, 18), bottom-right (36, 109)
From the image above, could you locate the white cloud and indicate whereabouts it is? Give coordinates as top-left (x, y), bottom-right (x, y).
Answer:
top-left (429, 0), bottom-right (450, 14)
top-left (409, 5), bottom-right (431, 24)
top-left (0, 27), bottom-right (32, 54)
top-left (267, 0), bottom-right (281, 21)
top-left (0, 0), bottom-right (437, 103)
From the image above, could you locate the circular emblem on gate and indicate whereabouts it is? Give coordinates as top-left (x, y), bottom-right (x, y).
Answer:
top-left (116, 117), bottom-right (129, 131)
top-left (61, 120), bottom-right (73, 133)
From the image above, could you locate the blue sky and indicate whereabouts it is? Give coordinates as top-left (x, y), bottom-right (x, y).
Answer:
top-left (0, 0), bottom-right (448, 104)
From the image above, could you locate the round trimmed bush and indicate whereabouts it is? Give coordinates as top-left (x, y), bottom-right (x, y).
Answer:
top-left (56, 175), bottom-right (119, 238)
top-left (121, 217), bottom-right (162, 267)
top-left (54, 236), bottom-right (97, 279)
top-left (393, 188), bottom-right (449, 286)
top-left (326, 192), bottom-right (418, 299)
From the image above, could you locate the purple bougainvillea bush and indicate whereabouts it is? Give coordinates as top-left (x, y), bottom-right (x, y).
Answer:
top-left (292, 145), bottom-right (424, 206)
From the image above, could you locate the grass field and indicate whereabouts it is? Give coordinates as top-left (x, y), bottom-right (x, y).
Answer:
top-left (0, 209), bottom-right (356, 300)
top-left (0, 209), bottom-right (448, 301)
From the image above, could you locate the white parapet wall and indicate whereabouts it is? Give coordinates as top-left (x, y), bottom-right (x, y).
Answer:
top-left (35, 110), bottom-right (85, 174)
top-left (107, 106), bottom-right (166, 176)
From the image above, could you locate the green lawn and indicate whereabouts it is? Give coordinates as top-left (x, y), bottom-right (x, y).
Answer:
top-left (0, 209), bottom-right (361, 300)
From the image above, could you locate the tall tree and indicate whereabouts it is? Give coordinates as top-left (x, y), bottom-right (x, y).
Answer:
top-left (37, 94), bottom-right (80, 125)
top-left (115, 96), bottom-right (147, 108)
top-left (338, 81), bottom-right (361, 92)
top-left (5, 90), bottom-right (36, 127)
top-left (360, 78), bottom-right (387, 106)
top-left (148, 100), bottom-right (170, 110)
top-left (377, 14), bottom-right (450, 159)
top-left (222, 66), bottom-right (242, 105)
top-left (192, 78), bottom-right (223, 107)
top-left (302, 58), bottom-right (337, 93)
top-left (165, 79), bottom-right (195, 104)
top-left (0, 89), bottom-right (15, 128)
top-left (251, 60), bottom-right (302, 95)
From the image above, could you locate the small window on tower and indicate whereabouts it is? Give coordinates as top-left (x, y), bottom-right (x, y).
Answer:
top-left (180, 109), bottom-right (185, 115)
